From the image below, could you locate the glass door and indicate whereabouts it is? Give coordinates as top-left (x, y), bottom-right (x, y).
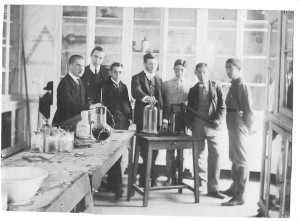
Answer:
top-left (61, 6), bottom-right (88, 77)
top-left (165, 8), bottom-right (197, 82)
top-left (95, 7), bottom-right (123, 68)
top-left (131, 7), bottom-right (162, 77)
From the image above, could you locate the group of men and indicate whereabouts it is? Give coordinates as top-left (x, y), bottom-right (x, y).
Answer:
top-left (52, 46), bottom-right (254, 206)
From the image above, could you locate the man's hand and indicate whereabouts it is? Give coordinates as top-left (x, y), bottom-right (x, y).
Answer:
top-left (145, 96), bottom-right (157, 105)
top-left (210, 121), bottom-right (220, 130)
top-left (162, 122), bottom-right (168, 131)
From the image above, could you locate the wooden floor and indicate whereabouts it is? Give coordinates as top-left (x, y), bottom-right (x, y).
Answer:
top-left (92, 175), bottom-right (261, 218)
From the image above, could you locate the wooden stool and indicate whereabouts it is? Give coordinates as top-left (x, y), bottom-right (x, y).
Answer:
top-left (127, 133), bottom-right (200, 207)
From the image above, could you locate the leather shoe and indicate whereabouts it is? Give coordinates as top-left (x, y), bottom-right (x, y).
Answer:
top-left (221, 197), bottom-right (245, 206)
top-left (207, 191), bottom-right (226, 199)
top-left (220, 189), bottom-right (234, 197)
top-left (151, 179), bottom-right (158, 187)
top-left (163, 178), bottom-right (177, 186)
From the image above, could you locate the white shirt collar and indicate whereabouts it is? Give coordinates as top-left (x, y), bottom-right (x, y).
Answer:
top-left (174, 77), bottom-right (184, 82)
top-left (111, 78), bottom-right (120, 85)
top-left (69, 72), bottom-right (80, 84)
top-left (144, 69), bottom-right (155, 80)
top-left (90, 63), bottom-right (101, 74)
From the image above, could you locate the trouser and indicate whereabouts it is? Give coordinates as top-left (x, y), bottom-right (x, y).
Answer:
top-left (107, 112), bottom-right (130, 190)
top-left (226, 112), bottom-right (249, 201)
top-left (136, 124), bottom-right (158, 186)
top-left (192, 117), bottom-right (221, 192)
top-left (166, 149), bottom-right (179, 178)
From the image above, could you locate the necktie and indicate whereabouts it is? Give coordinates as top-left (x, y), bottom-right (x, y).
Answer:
top-left (95, 68), bottom-right (97, 75)
top-left (177, 80), bottom-right (182, 91)
top-left (77, 78), bottom-right (83, 103)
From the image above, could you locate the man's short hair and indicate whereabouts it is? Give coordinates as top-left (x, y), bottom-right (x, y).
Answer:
top-left (195, 63), bottom-right (208, 70)
top-left (174, 59), bottom-right (188, 68)
top-left (69, 55), bottom-right (84, 64)
top-left (110, 62), bottom-right (123, 70)
top-left (143, 53), bottom-right (156, 63)
top-left (226, 58), bottom-right (242, 71)
top-left (91, 46), bottom-right (104, 55)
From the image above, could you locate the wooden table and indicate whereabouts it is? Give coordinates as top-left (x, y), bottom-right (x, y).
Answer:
top-left (127, 133), bottom-right (200, 207)
top-left (1, 130), bottom-right (135, 212)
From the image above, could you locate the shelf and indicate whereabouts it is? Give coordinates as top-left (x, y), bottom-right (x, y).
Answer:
top-left (132, 52), bottom-right (159, 55)
top-left (133, 26), bottom-right (160, 29)
top-left (244, 28), bottom-right (268, 32)
top-left (63, 23), bottom-right (87, 26)
top-left (245, 20), bottom-right (268, 24)
top-left (243, 55), bottom-right (267, 59)
top-left (133, 18), bottom-right (161, 21)
top-left (168, 19), bottom-right (196, 22)
top-left (208, 19), bottom-right (236, 23)
top-left (208, 28), bottom-right (236, 31)
top-left (95, 25), bottom-right (122, 28)
top-left (167, 53), bottom-right (195, 57)
top-left (62, 50), bottom-right (85, 53)
top-left (63, 16), bottom-right (87, 19)
top-left (96, 17), bottom-right (122, 20)
top-left (168, 27), bottom-right (196, 30)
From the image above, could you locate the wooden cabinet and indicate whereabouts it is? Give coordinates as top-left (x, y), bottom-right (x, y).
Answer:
top-left (1, 5), bottom-right (27, 158)
top-left (258, 11), bottom-right (293, 218)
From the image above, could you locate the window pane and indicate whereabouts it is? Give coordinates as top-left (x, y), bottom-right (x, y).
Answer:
top-left (168, 8), bottom-right (196, 28)
top-left (168, 29), bottom-right (196, 54)
top-left (207, 30), bottom-right (236, 55)
top-left (208, 9), bottom-right (237, 20)
top-left (1, 111), bottom-right (12, 149)
top-left (243, 59), bottom-right (267, 84)
top-left (62, 6), bottom-right (87, 76)
top-left (247, 10), bottom-right (266, 20)
top-left (134, 7), bottom-right (161, 19)
top-left (243, 31), bottom-right (268, 56)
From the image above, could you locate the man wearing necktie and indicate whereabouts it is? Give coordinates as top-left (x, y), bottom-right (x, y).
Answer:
top-left (52, 55), bottom-right (101, 126)
top-left (131, 53), bottom-right (164, 187)
top-left (162, 59), bottom-right (194, 186)
top-left (81, 46), bottom-right (110, 104)
top-left (186, 63), bottom-right (226, 199)
top-left (102, 62), bottom-right (133, 200)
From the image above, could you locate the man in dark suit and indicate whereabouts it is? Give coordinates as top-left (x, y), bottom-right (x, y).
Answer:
top-left (186, 63), bottom-right (226, 199)
top-left (52, 55), bottom-right (101, 126)
top-left (102, 62), bottom-right (133, 200)
top-left (131, 53), bottom-right (164, 187)
top-left (81, 46), bottom-right (110, 104)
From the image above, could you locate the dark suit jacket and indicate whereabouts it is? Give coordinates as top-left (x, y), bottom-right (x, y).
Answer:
top-left (52, 74), bottom-right (90, 126)
top-left (102, 78), bottom-right (133, 126)
top-left (186, 80), bottom-right (226, 129)
top-left (131, 71), bottom-right (163, 130)
top-left (81, 64), bottom-right (109, 104)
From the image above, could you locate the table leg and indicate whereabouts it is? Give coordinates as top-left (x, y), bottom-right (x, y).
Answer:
top-left (178, 148), bottom-right (184, 193)
top-left (143, 145), bottom-right (153, 207)
top-left (127, 135), bottom-right (136, 201)
top-left (193, 141), bottom-right (199, 203)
